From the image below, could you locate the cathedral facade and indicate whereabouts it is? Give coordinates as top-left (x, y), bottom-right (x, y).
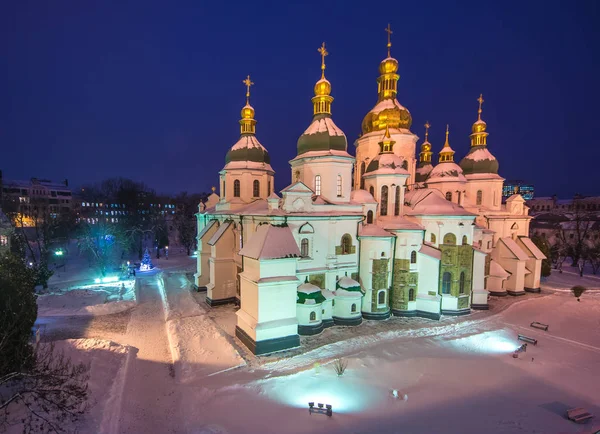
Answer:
top-left (195, 33), bottom-right (545, 355)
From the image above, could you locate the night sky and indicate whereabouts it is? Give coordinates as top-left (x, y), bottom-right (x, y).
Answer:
top-left (1, 1), bottom-right (598, 198)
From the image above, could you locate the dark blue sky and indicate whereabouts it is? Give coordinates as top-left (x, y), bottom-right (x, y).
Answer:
top-left (1, 0), bottom-right (598, 198)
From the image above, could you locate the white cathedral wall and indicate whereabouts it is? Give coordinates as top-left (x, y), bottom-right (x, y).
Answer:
top-left (290, 156), bottom-right (353, 202)
top-left (363, 175), bottom-right (408, 218)
top-left (195, 217), bottom-right (218, 288)
top-left (417, 251), bottom-right (440, 296)
top-left (332, 295), bottom-right (363, 319)
top-left (221, 169), bottom-right (273, 203)
top-left (237, 257), bottom-right (299, 342)
top-left (287, 217), bottom-right (360, 290)
top-left (487, 217), bottom-right (531, 244)
top-left (297, 303), bottom-right (323, 327)
top-left (464, 177), bottom-right (503, 210)
top-left (355, 130), bottom-right (417, 186)
top-left (425, 179), bottom-right (467, 205)
top-left (393, 231), bottom-right (424, 266)
top-left (417, 217), bottom-right (476, 248)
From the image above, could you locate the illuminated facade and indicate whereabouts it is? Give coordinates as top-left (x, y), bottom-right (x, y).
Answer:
top-left (0, 172), bottom-right (72, 224)
top-left (503, 181), bottom-right (535, 200)
top-left (196, 30), bottom-right (544, 355)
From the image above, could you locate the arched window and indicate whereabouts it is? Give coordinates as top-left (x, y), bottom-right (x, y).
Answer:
top-left (369, 186), bottom-right (374, 197)
top-left (233, 180), bottom-right (240, 197)
top-left (410, 250), bottom-right (417, 264)
top-left (443, 233), bottom-right (457, 245)
top-left (367, 210), bottom-right (374, 224)
top-left (409, 288), bottom-right (415, 301)
top-left (462, 235), bottom-right (468, 245)
top-left (315, 175), bottom-right (321, 195)
top-left (402, 160), bottom-right (408, 170)
top-left (295, 170), bottom-right (300, 182)
top-left (253, 180), bottom-right (260, 197)
top-left (268, 180), bottom-right (271, 195)
top-left (378, 290), bottom-right (386, 305)
top-left (309, 311), bottom-right (316, 321)
top-left (445, 191), bottom-right (452, 202)
top-left (360, 162), bottom-right (365, 189)
top-left (341, 234), bottom-right (352, 254)
top-left (476, 190), bottom-right (483, 205)
top-left (381, 185), bottom-right (389, 216)
top-left (430, 233), bottom-right (437, 243)
top-left (351, 303), bottom-right (357, 313)
top-left (442, 272), bottom-right (452, 294)
top-left (337, 175), bottom-right (342, 197)
top-left (394, 186), bottom-right (401, 216)
top-left (301, 238), bottom-right (309, 257)
top-left (459, 272), bottom-right (466, 294)
top-left (222, 181), bottom-right (226, 197)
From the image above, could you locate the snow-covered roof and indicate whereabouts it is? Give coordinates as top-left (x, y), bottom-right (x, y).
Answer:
top-left (404, 189), bottom-right (476, 217)
top-left (416, 165), bottom-right (433, 175)
top-left (238, 224), bottom-right (300, 260)
top-left (223, 160), bottom-right (274, 172)
top-left (334, 288), bottom-right (364, 298)
top-left (380, 218), bottom-right (424, 231)
top-left (336, 276), bottom-right (362, 293)
top-left (498, 237), bottom-right (529, 261)
top-left (464, 148), bottom-right (497, 162)
top-left (426, 162), bottom-right (466, 183)
top-left (367, 98), bottom-right (410, 116)
top-left (267, 192), bottom-right (280, 200)
top-left (350, 189), bottom-right (377, 204)
top-left (364, 153), bottom-right (410, 176)
top-left (518, 237), bottom-right (547, 260)
top-left (297, 281), bottom-right (326, 304)
top-left (359, 224), bottom-right (393, 237)
top-left (321, 289), bottom-right (335, 300)
top-left (303, 116), bottom-right (345, 136)
top-left (489, 260), bottom-right (511, 279)
top-left (290, 149), bottom-right (353, 161)
top-left (198, 219), bottom-right (218, 239)
top-left (207, 221), bottom-right (232, 246)
top-left (419, 243), bottom-right (441, 260)
top-left (281, 181), bottom-right (313, 194)
top-left (231, 134), bottom-right (265, 151)
top-left (297, 281), bottom-right (321, 294)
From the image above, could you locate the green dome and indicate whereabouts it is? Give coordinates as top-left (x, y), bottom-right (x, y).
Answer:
top-left (297, 114), bottom-right (347, 156)
top-left (459, 145), bottom-right (499, 175)
top-left (225, 135), bottom-right (271, 164)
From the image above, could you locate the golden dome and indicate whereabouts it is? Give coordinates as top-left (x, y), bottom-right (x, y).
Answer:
top-left (314, 78), bottom-right (331, 96)
top-left (379, 57), bottom-right (398, 74)
top-left (241, 104), bottom-right (255, 120)
top-left (472, 119), bottom-right (487, 133)
top-left (422, 142), bottom-right (431, 152)
top-left (361, 101), bottom-right (412, 133)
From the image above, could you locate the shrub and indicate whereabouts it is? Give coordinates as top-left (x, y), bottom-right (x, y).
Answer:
top-left (571, 285), bottom-right (587, 301)
top-left (332, 358), bottom-right (348, 376)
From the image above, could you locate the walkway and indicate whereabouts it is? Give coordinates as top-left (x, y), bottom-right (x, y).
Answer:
top-left (117, 272), bottom-right (179, 433)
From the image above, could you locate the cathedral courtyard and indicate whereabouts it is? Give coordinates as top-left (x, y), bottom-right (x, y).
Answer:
top-left (29, 253), bottom-right (600, 434)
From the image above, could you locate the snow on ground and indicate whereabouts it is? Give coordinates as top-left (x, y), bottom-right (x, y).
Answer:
top-left (176, 292), bottom-right (600, 434)
top-left (32, 259), bottom-right (600, 434)
top-left (6, 339), bottom-right (132, 434)
top-left (160, 272), bottom-right (246, 383)
top-left (37, 280), bottom-right (136, 316)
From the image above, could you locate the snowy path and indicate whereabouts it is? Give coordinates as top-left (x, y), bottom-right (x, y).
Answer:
top-left (117, 274), bottom-right (179, 434)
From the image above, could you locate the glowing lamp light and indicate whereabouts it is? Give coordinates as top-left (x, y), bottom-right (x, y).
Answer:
top-left (94, 276), bottom-right (119, 284)
top-left (54, 250), bottom-right (64, 256)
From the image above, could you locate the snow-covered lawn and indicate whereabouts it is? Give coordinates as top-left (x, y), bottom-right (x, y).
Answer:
top-left (37, 280), bottom-right (136, 317)
top-left (28, 265), bottom-right (600, 434)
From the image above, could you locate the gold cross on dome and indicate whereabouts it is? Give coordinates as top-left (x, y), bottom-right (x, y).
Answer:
top-left (318, 42), bottom-right (328, 78)
top-left (477, 93), bottom-right (484, 119)
top-left (424, 121), bottom-right (431, 141)
top-left (385, 23), bottom-right (393, 56)
top-left (243, 75), bottom-right (254, 103)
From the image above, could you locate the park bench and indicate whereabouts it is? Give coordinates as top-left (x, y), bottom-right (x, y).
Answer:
top-left (518, 334), bottom-right (538, 345)
top-left (308, 402), bottom-right (333, 417)
top-left (530, 321), bottom-right (549, 331)
top-left (566, 407), bottom-right (593, 424)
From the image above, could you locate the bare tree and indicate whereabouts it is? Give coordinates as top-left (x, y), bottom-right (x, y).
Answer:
top-left (0, 343), bottom-right (90, 433)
